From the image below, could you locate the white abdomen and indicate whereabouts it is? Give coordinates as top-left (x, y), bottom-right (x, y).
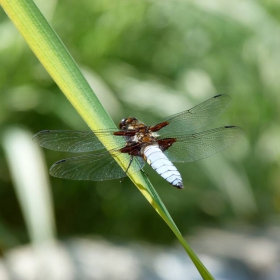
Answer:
top-left (143, 144), bottom-right (183, 189)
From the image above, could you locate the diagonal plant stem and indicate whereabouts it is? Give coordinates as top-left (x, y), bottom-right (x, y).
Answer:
top-left (0, 0), bottom-right (214, 279)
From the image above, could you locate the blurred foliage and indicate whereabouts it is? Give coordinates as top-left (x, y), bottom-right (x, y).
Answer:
top-left (1, 0), bottom-right (280, 250)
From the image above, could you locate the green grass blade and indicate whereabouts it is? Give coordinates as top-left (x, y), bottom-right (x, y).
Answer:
top-left (0, 1), bottom-right (214, 278)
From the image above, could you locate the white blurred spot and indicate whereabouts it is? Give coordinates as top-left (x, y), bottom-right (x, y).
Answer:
top-left (181, 69), bottom-right (216, 99)
top-left (154, 253), bottom-right (187, 280)
top-left (255, 124), bottom-right (280, 163)
top-left (2, 128), bottom-right (56, 245)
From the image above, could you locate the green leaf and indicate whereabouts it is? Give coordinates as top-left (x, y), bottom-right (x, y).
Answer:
top-left (0, 0), bottom-right (214, 279)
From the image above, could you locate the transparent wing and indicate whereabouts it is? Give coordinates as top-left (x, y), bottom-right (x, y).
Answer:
top-left (33, 129), bottom-right (125, 153)
top-left (164, 126), bottom-right (244, 163)
top-left (157, 94), bottom-right (232, 137)
top-left (50, 150), bottom-right (145, 181)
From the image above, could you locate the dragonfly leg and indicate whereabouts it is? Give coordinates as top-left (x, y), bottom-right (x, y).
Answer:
top-left (140, 169), bottom-right (148, 177)
top-left (120, 156), bottom-right (134, 183)
top-left (125, 156), bottom-right (134, 175)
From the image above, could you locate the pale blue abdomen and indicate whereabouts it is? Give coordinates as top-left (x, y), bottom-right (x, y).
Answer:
top-left (143, 144), bottom-right (183, 189)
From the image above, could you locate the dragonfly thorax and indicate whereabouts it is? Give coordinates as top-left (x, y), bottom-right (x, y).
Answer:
top-left (118, 117), bottom-right (158, 144)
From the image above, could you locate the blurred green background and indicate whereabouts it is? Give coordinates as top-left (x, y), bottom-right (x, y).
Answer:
top-left (0, 0), bottom-right (280, 253)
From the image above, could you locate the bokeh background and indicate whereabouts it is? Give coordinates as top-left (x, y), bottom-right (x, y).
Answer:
top-left (1, 0), bottom-right (280, 279)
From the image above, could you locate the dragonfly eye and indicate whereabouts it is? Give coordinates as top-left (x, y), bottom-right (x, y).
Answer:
top-left (119, 117), bottom-right (138, 130)
top-left (119, 118), bottom-right (127, 130)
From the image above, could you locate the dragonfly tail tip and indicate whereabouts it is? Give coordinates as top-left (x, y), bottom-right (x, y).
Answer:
top-left (174, 182), bottom-right (184, 189)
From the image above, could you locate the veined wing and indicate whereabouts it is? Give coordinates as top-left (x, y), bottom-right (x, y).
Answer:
top-left (50, 150), bottom-right (145, 181)
top-left (33, 129), bottom-right (125, 153)
top-left (164, 126), bottom-right (244, 162)
top-left (156, 94), bottom-right (232, 137)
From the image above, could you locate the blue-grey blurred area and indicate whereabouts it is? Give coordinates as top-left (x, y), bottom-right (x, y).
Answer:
top-left (0, 228), bottom-right (280, 280)
top-left (0, 0), bottom-right (280, 279)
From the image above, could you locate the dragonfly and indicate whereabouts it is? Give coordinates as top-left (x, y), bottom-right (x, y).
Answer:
top-left (33, 94), bottom-right (244, 189)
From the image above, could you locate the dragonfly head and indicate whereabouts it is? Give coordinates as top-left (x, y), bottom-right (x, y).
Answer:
top-left (119, 117), bottom-right (139, 130)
